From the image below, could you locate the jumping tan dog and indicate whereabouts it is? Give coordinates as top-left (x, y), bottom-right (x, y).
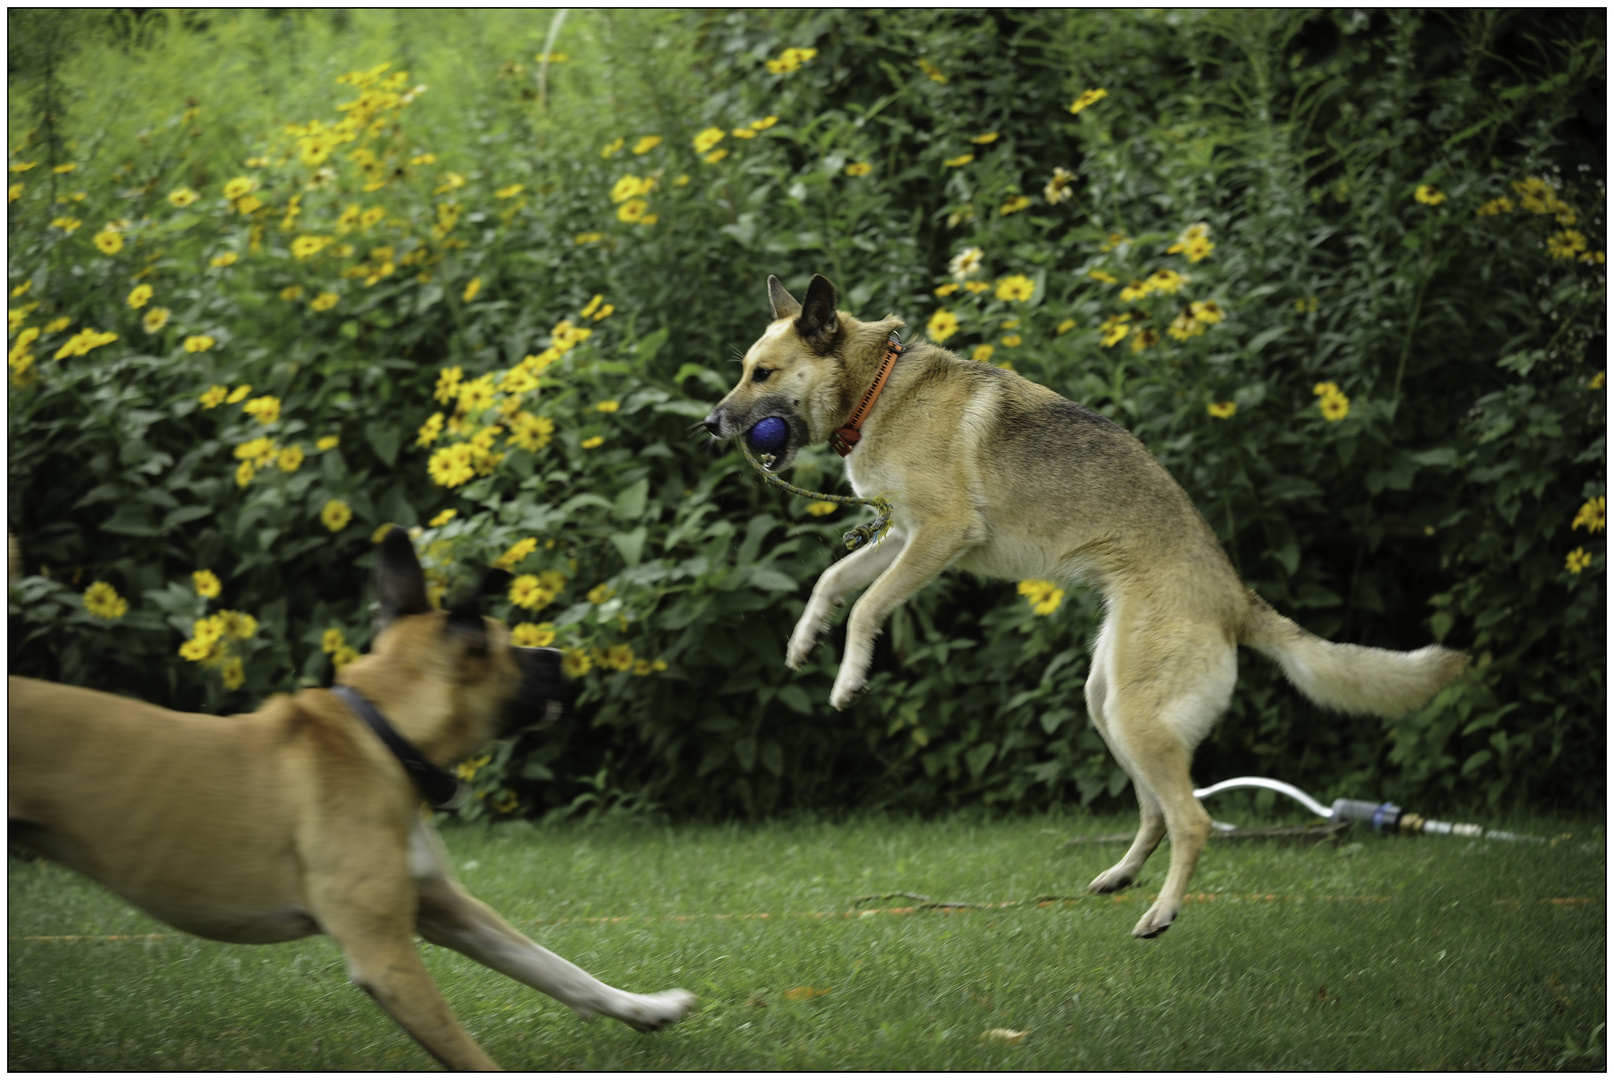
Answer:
top-left (703, 274), bottom-right (1468, 938)
top-left (8, 528), bottom-right (694, 1069)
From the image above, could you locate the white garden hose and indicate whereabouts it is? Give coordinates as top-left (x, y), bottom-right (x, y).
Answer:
top-left (1192, 775), bottom-right (1545, 843)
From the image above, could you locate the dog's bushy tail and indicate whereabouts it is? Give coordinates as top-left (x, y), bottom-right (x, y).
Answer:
top-left (1239, 593), bottom-right (1468, 716)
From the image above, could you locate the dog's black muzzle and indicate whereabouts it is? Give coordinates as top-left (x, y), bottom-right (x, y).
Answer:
top-left (506, 646), bottom-right (575, 731)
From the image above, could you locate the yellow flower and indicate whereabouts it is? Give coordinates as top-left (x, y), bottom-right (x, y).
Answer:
top-left (1017, 579), bottom-right (1065, 616)
top-left (463, 277), bottom-right (482, 303)
top-left (617, 198), bottom-right (649, 223)
top-left (845, 161), bottom-right (873, 177)
top-left (226, 387), bottom-right (251, 407)
top-left (183, 335), bottom-right (215, 353)
top-left (971, 344), bottom-right (995, 363)
top-left (321, 628), bottom-right (346, 654)
top-left (1167, 311), bottom-right (1205, 342)
top-left (995, 274), bottom-right (1035, 302)
top-left (1565, 547), bottom-right (1591, 574)
top-left (1000, 334), bottom-right (1022, 348)
top-left (142, 307), bottom-right (170, 334)
top-left (587, 583), bottom-right (616, 605)
top-left (332, 645), bottom-right (359, 671)
top-left (1589, 372), bottom-right (1606, 390)
top-left (7, 182), bottom-right (21, 202)
top-left (493, 537), bottom-right (539, 570)
top-left (310, 292), bottom-right (338, 312)
top-left (127, 284), bottom-right (154, 309)
top-left (50, 216), bottom-right (82, 233)
top-left (1295, 296), bottom-right (1319, 313)
top-left (1190, 300), bottom-right (1224, 324)
top-left (1207, 401), bottom-right (1237, 419)
top-left (630, 135), bottom-right (663, 155)
top-left (82, 581), bottom-right (128, 621)
top-left (210, 251), bottom-right (239, 268)
top-left (199, 384), bottom-right (228, 409)
top-left (581, 435), bottom-right (605, 449)
top-left (703, 148), bottom-right (729, 164)
top-left (291, 235), bottom-right (331, 260)
top-left (1069, 88), bottom-right (1108, 114)
top-left (926, 308), bottom-right (959, 343)
top-left (693, 127), bottom-right (726, 154)
top-left (235, 461), bottom-right (256, 488)
top-left (510, 574), bottom-right (557, 611)
top-left (416, 412), bottom-right (445, 447)
top-left (321, 499), bottom-right (353, 532)
top-left (1546, 230), bottom-right (1588, 260)
top-left (1145, 268), bottom-right (1189, 294)
top-left (1130, 327), bottom-right (1159, 353)
top-left (1414, 184), bottom-right (1446, 206)
top-left (561, 649), bottom-right (592, 679)
top-left (277, 445), bottom-right (304, 472)
top-left (43, 316), bottom-right (68, 333)
top-left (220, 657), bottom-right (246, 690)
top-left (1318, 390), bottom-right (1350, 422)
top-left (1475, 196), bottom-right (1514, 217)
top-left (222, 176), bottom-right (257, 201)
top-left (242, 396), bottom-right (282, 425)
top-left (192, 569), bottom-right (222, 598)
top-left (1056, 318), bottom-right (1077, 335)
top-left (218, 609), bottom-right (258, 640)
top-left (1571, 496), bottom-right (1605, 533)
top-left (943, 153), bottom-right (974, 168)
top-left (1000, 195), bottom-right (1032, 215)
top-left (507, 411), bottom-right (555, 452)
top-left (600, 136), bottom-right (625, 158)
top-left (916, 57), bottom-right (947, 84)
top-left (279, 285), bottom-right (305, 302)
top-left (53, 328), bottom-right (118, 360)
top-left (1103, 311), bottom-right (1129, 345)
top-left (93, 229), bottom-right (124, 255)
top-left (1312, 381), bottom-right (1340, 397)
top-left (594, 399), bottom-right (620, 414)
top-left (317, 435), bottom-right (340, 451)
top-left (805, 501), bottom-right (839, 516)
top-left (234, 436), bottom-right (277, 467)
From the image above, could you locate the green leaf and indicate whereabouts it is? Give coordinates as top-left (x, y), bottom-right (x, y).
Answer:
top-left (609, 527), bottom-right (647, 567)
top-left (613, 478), bottom-right (649, 521)
top-left (365, 421), bottom-right (402, 467)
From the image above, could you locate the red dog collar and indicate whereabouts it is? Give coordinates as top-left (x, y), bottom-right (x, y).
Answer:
top-left (830, 333), bottom-right (902, 457)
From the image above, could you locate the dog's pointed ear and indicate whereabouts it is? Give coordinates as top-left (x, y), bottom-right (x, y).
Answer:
top-left (374, 526), bottom-right (431, 629)
top-left (442, 566), bottom-right (512, 652)
top-left (796, 274), bottom-right (840, 353)
top-left (767, 275), bottom-right (801, 320)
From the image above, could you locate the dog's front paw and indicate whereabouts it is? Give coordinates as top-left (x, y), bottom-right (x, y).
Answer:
top-left (829, 670), bottom-right (866, 711)
top-left (618, 989), bottom-right (697, 1033)
top-left (786, 610), bottom-right (828, 670)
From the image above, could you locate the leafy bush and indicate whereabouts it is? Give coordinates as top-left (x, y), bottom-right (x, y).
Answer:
top-left (8, 9), bottom-right (1604, 820)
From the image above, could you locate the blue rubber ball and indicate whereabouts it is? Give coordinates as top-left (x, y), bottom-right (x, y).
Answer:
top-left (747, 416), bottom-right (789, 454)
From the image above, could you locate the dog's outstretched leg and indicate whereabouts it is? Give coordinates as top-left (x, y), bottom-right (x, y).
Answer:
top-left (786, 530), bottom-right (905, 671)
top-left (412, 826), bottom-right (695, 1033)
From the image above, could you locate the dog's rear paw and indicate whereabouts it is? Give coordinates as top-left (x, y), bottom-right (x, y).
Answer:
top-left (619, 989), bottom-right (696, 1033)
top-left (1131, 902), bottom-right (1177, 939)
top-left (1087, 866), bottom-right (1135, 894)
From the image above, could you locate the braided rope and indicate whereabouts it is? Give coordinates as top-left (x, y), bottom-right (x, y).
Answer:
top-left (741, 442), bottom-right (892, 552)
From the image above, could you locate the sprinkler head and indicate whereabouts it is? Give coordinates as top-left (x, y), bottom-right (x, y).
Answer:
top-left (747, 416), bottom-right (789, 455)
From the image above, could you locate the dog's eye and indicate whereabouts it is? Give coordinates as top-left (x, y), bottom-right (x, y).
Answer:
top-left (751, 368), bottom-right (772, 383)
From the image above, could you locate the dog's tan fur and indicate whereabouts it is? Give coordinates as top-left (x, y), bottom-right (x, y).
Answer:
top-left (8, 530), bottom-right (693, 1069)
top-left (705, 274), bottom-right (1468, 938)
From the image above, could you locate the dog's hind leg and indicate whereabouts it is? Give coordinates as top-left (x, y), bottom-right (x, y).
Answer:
top-left (1083, 616), bottom-right (1167, 894)
top-left (1089, 614), bottom-right (1236, 938)
top-left (412, 826), bottom-right (695, 1033)
top-left (786, 529), bottom-right (906, 670)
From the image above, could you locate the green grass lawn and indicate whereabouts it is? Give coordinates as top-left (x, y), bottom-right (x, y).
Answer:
top-left (8, 810), bottom-right (1605, 1070)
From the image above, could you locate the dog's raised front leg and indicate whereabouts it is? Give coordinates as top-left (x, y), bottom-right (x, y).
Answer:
top-left (412, 828), bottom-right (694, 1033)
top-left (786, 530), bottom-right (905, 670)
top-left (830, 520), bottom-right (972, 710)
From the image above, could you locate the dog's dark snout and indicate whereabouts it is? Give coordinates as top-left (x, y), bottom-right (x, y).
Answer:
top-left (701, 411), bottom-right (723, 437)
top-left (511, 646), bottom-right (576, 725)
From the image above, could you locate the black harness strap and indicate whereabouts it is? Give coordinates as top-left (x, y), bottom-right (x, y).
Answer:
top-left (331, 684), bottom-right (465, 810)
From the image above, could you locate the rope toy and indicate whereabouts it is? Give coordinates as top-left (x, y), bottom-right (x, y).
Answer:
top-left (740, 441), bottom-right (892, 552)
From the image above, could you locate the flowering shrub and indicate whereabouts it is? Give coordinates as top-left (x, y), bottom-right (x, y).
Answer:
top-left (7, 9), bottom-right (1604, 817)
